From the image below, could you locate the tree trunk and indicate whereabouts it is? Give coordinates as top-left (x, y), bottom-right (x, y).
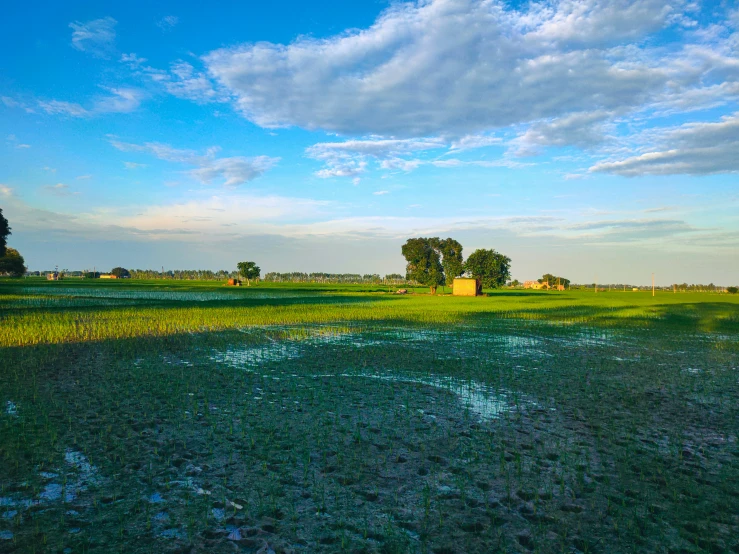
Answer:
top-left (430, 285), bottom-right (437, 295)
top-left (246, 278), bottom-right (251, 286)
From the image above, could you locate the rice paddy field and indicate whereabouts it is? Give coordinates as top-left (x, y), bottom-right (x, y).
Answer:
top-left (1, 279), bottom-right (738, 553)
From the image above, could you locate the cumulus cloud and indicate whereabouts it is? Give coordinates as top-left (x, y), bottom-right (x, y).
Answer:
top-left (591, 112), bottom-right (739, 176)
top-left (203, 0), bottom-right (690, 137)
top-left (109, 139), bottom-right (279, 186)
top-left (0, 184), bottom-right (13, 196)
top-left (511, 111), bottom-right (614, 155)
top-left (69, 17), bottom-right (116, 57)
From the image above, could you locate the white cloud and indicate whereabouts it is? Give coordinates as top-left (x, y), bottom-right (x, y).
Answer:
top-left (160, 61), bottom-right (225, 103)
top-left (379, 158), bottom-right (424, 172)
top-left (69, 17), bottom-right (116, 57)
top-left (189, 156), bottom-right (279, 187)
top-left (157, 15), bottom-right (179, 31)
top-left (121, 53), bottom-right (147, 67)
top-left (373, 190), bottom-right (390, 195)
top-left (511, 111), bottom-right (614, 155)
top-left (0, 185), bottom-right (13, 196)
top-left (37, 100), bottom-right (89, 117)
top-left (307, 138), bottom-right (444, 178)
top-left (16, 144), bottom-right (31, 149)
top-left (203, 0), bottom-right (690, 137)
top-left (42, 183), bottom-right (79, 197)
top-left (109, 139), bottom-right (278, 187)
top-left (449, 135), bottom-right (501, 151)
top-left (431, 158), bottom-right (528, 169)
top-left (590, 112), bottom-right (739, 176)
top-left (124, 161), bottom-right (147, 169)
top-left (94, 88), bottom-right (145, 114)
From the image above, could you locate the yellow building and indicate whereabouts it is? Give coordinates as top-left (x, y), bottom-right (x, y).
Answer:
top-left (453, 278), bottom-right (482, 296)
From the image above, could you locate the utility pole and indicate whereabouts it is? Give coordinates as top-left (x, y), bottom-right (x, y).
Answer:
top-left (595, 275), bottom-right (597, 293)
top-left (652, 273), bottom-right (655, 297)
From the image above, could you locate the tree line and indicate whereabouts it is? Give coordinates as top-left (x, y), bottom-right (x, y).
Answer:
top-left (262, 272), bottom-right (413, 285)
top-left (401, 237), bottom-right (510, 294)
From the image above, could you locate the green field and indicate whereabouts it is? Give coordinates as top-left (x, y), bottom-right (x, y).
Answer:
top-left (1, 279), bottom-right (738, 553)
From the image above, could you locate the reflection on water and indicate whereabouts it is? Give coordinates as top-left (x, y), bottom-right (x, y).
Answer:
top-left (20, 287), bottom-right (318, 302)
top-left (340, 372), bottom-right (511, 420)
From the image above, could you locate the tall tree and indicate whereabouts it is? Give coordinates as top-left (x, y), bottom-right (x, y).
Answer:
top-left (237, 261), bottom-right (261, 286)
top-left (401, 238), bottom-right (444, 294)
top-left (431, 237), bottom-right (465, 285)
top-left (464, 249), bottom-right (511, 289)
top-left (0, 247), bottom-right (26, 277)
top-left (111, 267), bottom-right (130, 278)
top-left (0, 208), bottom-right (10, 258)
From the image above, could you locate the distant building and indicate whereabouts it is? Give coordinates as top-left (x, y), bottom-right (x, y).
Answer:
top-left (453, 278), bottom-right (482, 296)
top-left (46, 272), bottom-right (61, 281)
top-left (99, 274), bottom-right (118, 279)
top-left (523, 280), bottom-right (547, 289)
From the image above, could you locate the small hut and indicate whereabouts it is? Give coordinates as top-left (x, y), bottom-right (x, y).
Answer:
top-left (227, 278), bottom-right (242, 286)
top-left (453, 278), bottom-right (482, 296)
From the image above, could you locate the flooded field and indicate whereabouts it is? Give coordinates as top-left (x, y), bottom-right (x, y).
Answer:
top-left (1, 282), bottom-right (738, 552)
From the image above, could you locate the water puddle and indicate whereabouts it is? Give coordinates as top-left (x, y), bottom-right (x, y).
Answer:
top-left (5, 401), bottom-right (18, 417)
top-left (0, 449), bottom-right (100, 515)
top-left (338, 372), bottom-right (512, 420)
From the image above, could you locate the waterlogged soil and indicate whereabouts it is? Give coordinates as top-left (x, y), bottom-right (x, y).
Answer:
top-left (1, 321), bottom-right (738, 553)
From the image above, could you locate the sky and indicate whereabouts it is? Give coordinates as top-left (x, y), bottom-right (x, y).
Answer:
top-left (1, 0), bottom-right (738, 284)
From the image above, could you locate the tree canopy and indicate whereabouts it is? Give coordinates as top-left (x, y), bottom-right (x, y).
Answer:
top-left (111, 267), bottom-right (130, 278)
top-left (237, 261), bottom-right (261, 286)
top-left (464, 249), bottom-right (511, 289)
top-left (0, 208), bottom-right (10, 258)
top-left (0, 247), bottom-right (26, 277)
top-left (401, 238), bottom-right (444, 294)
top-left (431, 237), bottom-right (465, 284)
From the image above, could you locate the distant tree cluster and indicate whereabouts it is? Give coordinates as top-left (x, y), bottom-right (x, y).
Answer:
top-left (126, 269), bottom-right (240, 280)
top-left (672, 282), bottom-right (722, 292)
top-left (263, 272), bottom-right (409, 284)
top-left (401, 237), bottom-right (510, 294)
top-left (538, 273), bottom-right (571, 288)
top-left (728, 286), bottom-right (738, 295)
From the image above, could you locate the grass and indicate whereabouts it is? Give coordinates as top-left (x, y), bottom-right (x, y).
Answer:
top-left (0, 279), bottom-right (738, 552)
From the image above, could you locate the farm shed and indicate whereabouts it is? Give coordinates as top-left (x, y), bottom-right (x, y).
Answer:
top-left (226, 278), bottom-right (242, 286)
top-left (453, 278), bottom-right (482, 296)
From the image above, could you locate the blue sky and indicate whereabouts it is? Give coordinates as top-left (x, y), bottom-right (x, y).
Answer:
top-left (1, 0), bottom-right (738, 283)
